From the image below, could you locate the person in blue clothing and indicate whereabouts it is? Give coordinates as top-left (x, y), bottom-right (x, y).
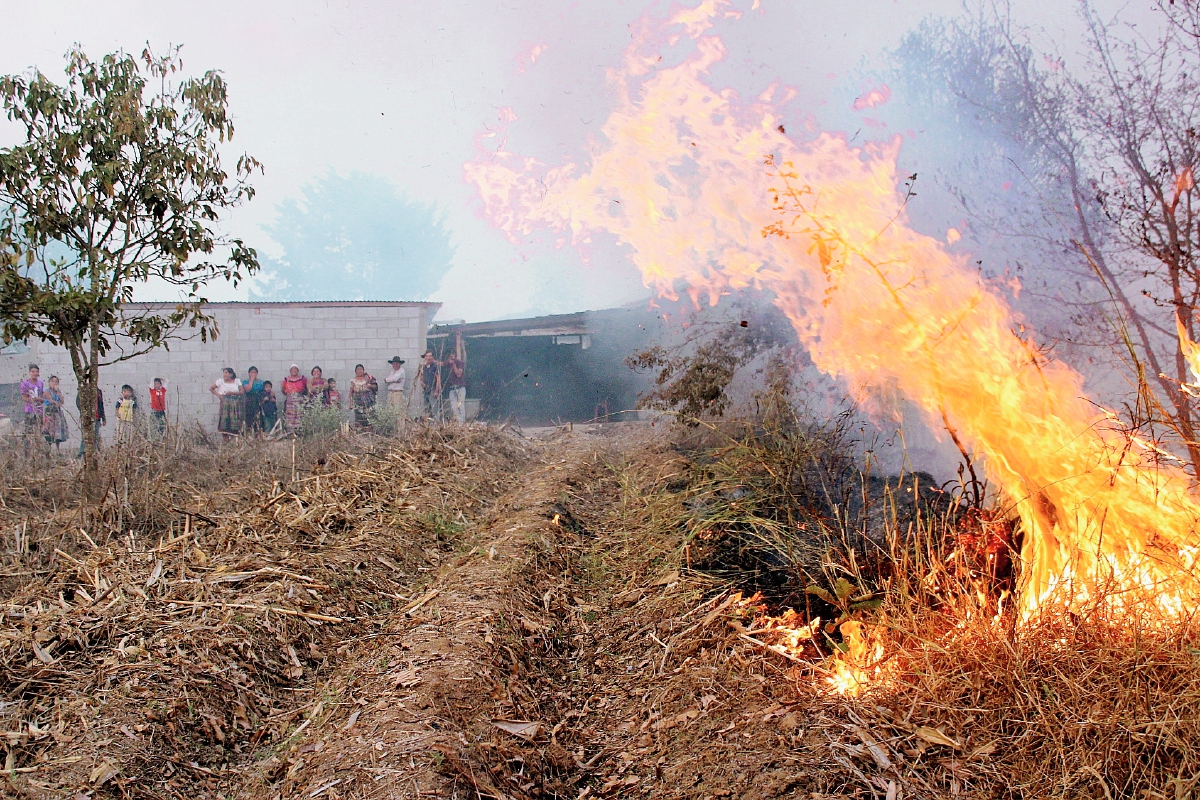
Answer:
top-left (242, 366), bottom-right (266, 435)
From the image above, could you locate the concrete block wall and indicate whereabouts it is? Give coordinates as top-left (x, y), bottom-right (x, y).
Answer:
top-left (5, 301), bottom-right (438, 444)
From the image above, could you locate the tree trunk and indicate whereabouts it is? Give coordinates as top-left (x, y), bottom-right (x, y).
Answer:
top-left (78, 320), bottom-right (103, 502)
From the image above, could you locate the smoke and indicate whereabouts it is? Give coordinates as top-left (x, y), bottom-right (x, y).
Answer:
top-left (464, 0), bottom-right (1200, 616)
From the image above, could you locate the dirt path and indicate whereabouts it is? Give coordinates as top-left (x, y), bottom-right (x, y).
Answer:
top-left (236, 431), bottom-right (603, 800)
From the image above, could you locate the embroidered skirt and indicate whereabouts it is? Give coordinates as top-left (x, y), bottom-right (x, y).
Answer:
top-left (284, 393), bottom-right (304, 431)
top-left (218, 395), bottom-right (243, 434)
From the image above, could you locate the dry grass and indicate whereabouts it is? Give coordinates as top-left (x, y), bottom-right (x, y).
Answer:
top-left (444, 420), bottom-right (1200, 799)
top-left (4, 416), bottom-right (1198, 799)
top-left (0, 423), bottom-right (531, 798)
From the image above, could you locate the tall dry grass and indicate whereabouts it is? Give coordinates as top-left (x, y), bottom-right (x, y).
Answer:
top-left (633, 407), bottom-right (1200, 797)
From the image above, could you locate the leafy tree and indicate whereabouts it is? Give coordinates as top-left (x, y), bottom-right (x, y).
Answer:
top-left (0, 46), bottom-right (259, 498)
top-left (250, 170), bottom-right (454, 301)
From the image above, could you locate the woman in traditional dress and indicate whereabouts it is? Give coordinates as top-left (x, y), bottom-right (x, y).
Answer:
top-left (210, 368), bottom-right (243, 441)
top-left (281, 364), bottom-right (308, 433)
top-left (348, 363), bottom-right (378, 430)
top-left (242, 366), bottom-right (265, 435)
top-left (307, 366), bottom-right (327, 410)
top-left (41, 375), bottom-right (69, 450)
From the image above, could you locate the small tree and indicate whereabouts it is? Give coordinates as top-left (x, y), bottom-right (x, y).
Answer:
top-left (0, 46), bottom-right (259, 498)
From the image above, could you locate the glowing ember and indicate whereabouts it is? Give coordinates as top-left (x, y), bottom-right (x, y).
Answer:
top-left (465, 0), bottom-right (1200, 618)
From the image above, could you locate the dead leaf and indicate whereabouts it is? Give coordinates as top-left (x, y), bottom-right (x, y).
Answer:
top-left (969, 740), bottom-right (997, 758)
top-left (490, 719), bottom-right (541, 740)
top-left (30, 640), bottom-right (55, 665)
top-left (611, 588), bottom-right (645, 608)
top-left (391, 668), bottom-right (421, 688)
top-left (656, 707), bottom-right (701, 731)
top-left (89, 760), bottom-right (118, 786)
top-left (915, 726), bottom-right (961, 749)
top-left (701, 593), bottom-right (739, 628)
top-left (342, 710), bottom-right (361, 732)
top-left (145, 560), bottom-right (163, 588)
top-left (206, 571), bottom-right (255, 584)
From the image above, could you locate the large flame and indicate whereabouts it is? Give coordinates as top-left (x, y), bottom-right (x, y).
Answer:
top-left (465, 0), bottom-right (1200, 616)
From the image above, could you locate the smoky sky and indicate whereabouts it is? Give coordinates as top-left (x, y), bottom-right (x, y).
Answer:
top-left (0, 0), bottom-right (1158, 321)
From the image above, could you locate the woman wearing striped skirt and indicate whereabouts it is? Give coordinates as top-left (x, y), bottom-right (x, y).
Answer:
top-left (210, 368), bottom-right (244, 442)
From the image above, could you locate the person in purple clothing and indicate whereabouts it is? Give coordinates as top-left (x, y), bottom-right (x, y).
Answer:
top-left (19, 364), bottom-right (44, 453)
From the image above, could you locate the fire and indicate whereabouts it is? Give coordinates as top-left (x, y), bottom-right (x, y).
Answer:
top-left (827, 621), bottom-right (883, 697)
top-left (464, 0), bottom-right (1200, 618)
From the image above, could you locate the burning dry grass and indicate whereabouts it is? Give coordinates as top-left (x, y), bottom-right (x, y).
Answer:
top-left (0, 424), bottom-right (531, 798)
top-left (446, 422), bottom-right (1200, 799)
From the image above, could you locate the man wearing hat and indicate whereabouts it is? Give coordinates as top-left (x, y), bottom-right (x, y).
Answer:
top-left (384, 356), bottom-right (408, 418)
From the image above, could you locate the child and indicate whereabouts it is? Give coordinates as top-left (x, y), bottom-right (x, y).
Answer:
top-left (148, 378), bottom-right (167, 438)
top-left (323, 378), bottom-right (341, 408)
top-left (261, 381), bottom-right (279, 434)
top-left (115, 384), bottom-right (138, 446)
top-left (41, 376), bottom-right (68, 450)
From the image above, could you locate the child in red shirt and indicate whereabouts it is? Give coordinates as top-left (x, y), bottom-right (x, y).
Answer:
top-left (149, 378), bottom-right (167, 437)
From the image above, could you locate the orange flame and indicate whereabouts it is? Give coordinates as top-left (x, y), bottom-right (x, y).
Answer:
top-left (465, 0), bottom-right (1200, 617)
top-left (827, 621), bottom-right (883, 696)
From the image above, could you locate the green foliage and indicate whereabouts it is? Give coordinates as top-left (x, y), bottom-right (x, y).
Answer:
top-left (624, 297), bottom-right (797, 425)
top-left (299, 402), bottom-right (343, 438)
top-left (0, 46), bottom-right (259, 493)
top-left (0, 46), bottom-right (259, 356)
top-left (367, 400), bottom-right (407, 436)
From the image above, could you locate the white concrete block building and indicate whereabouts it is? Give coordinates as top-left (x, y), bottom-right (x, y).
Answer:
top-left (0, 300), bottom-right (439, 443)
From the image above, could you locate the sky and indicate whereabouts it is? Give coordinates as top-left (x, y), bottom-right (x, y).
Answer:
top-left (0, 0), bottom-right (1159, 322)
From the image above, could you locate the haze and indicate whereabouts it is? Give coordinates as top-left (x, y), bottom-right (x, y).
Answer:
top-left (0, 0), bottom-right (1155, 321)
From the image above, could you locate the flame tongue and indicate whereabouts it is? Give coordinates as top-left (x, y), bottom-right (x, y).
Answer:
top-left (466, 0), bottom-right (1200, 616)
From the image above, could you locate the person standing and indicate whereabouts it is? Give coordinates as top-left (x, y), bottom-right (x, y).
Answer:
top-left (41, 375), bottom-right (69, 450)
top-left (77, 386), bottom-right (106, 458)
top-left (281, 365), bottom-right (308, 433)
top-left (307, 367), bottom-right (327, 411)
top-left (261, 381), bottom-right (280, 434)
top-left (323, 378), bottom-right (342, 408)
top-left (444, 352), bottom-right (467, 424)
top-left (419, 351), bottom-right (441, 421)
top-left (384, 357), bottom-right (408, 417)
top-left (210, 368), bottom-right (243, 441)
top-left (115, 384), bottom-right (139, 446)
top-left (148, 378), bottom-right (168, 438)
top-left (19, 364), bottom-right (44, 452)
top-left (242, 367), bottom-right (265, 435)
top-left (348, 364), bottom-right (378, 430)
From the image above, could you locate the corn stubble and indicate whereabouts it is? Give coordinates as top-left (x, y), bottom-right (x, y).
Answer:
top-left (410, 416), bottom-right (1198, 799)
top-left (0, 424), bottom-right (530, 795)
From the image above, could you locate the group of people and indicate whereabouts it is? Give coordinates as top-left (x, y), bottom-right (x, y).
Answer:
top-left (209, 361), bottom-right (386, 439)
top-left (16, 364), bottom-right (167, 456)
top-left (207, 351), bottom-right (467, 440)
top-left (12, 349), bottom-right (469, 453)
